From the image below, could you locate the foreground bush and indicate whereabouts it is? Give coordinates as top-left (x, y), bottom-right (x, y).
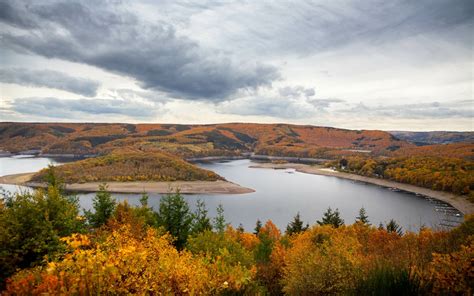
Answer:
top-left (3, 225), bottom-right (256, 295)
top-left (0, 185), bottom-right (83, 285)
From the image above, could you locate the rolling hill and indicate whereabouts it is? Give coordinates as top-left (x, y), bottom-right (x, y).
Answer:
top-left (0, 122), bottom-right (416, 159)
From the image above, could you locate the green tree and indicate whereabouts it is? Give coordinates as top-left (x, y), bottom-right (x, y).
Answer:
top-left (286, 212), bottom-right (309, 235)
top-left (134, 193), bottom-right (157, 227)
top-left (386, 219), bottom-right (403, 236)
top-left (0, 184), bottom-right (83, 286)
top-left (84, 184), bottom-right (116, 228)
top-left (355, 207), bottom-right (370, 225)
top-left (155, 190), bottom-right (193, 249)
top-left (254, 219), bottom-right (263, 235)
top-left (192, 199), bottom-right (212, 234)
top-left (45, 165), bottom-right (63, 190)
top-left (237, 223), bottom-right (245, 233)
top-left (317, 207), bottom-right (344, 228)
top-left (213, 204), bottom-right (226, 233)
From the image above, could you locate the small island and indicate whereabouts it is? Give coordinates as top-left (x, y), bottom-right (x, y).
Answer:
top-left (1, 150), bottom-right (254, 194)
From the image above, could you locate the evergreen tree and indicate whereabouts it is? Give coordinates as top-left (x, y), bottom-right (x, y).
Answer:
top-left (84, 184), bottom-right (116, 228)
top-left (355, 207), bottom-right (370, 225)
top-left (213, 204), bottom-right (226, 233)
top-left (192, 199), bottom-right (212, 234)
top-left (286, 212), bottom-right (309, 235)
top-left (386, 219), bottom-right (403, 236)
top-left (134, 193), bottom-right (157, 227)
top-left (254, 219), bottom-right (263, 235)
top-left (237, 223), bottom-right (245, 233)
top-left (156, 190), bottom-right (193, 249)
top-left (317, 207), bottom-right (344, 228)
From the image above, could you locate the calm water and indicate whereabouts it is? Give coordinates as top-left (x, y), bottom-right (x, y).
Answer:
top-left (0, 156), bottom-right (461, 232)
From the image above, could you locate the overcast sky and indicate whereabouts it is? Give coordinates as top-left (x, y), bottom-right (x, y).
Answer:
top-left (0, 0), bottom-right (472, 131)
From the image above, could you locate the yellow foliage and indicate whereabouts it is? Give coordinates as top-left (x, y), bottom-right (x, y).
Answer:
top-left (4, 225), bottom-right (253, 295)
top-left (282, 226), bottom-right (363, 295)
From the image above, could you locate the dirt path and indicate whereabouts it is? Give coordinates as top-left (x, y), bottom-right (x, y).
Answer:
top-left (0, 172), bottom-right (254, 194)
top-left (250, 163), bottom-right (474, 215)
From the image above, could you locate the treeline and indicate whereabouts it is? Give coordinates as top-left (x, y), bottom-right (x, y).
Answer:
top-left (31, 151), bottom-right (222, 183)
top-left (1, 178), bottom-right (472, 295)
top-left (335, 156), bottom-right (474, 199)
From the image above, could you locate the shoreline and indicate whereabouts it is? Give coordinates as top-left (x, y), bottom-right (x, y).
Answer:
top-left (0, 172), bottom-right (255, 195)
top-left (250, 162), bottom-right (474, 215)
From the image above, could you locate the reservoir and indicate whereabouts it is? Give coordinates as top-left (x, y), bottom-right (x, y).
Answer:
top-left (0, 156), bottom-right (462, 232)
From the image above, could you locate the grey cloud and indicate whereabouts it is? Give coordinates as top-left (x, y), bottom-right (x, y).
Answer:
top-left (0, 0), bottom-right (35, 29)
top-left (0, 0), bottom-right (279, 101)
top-left (10, 97), bottom-right (160, 119)
top-left (108, 89), bottom-right (170, 103)
top-left (279, 86), bottom-right (315, 98)
top-left (177, 0), bottom-right (473, 57)
top-left (309, 98), bottom-right (345, 110)
top-left (218, 96), bottom-right (315, 119)
top-left (219, 86), bottom-right (342, 118)
top-left (345, 101), bottom-right (473, 119)
top-left (0, 68), bottom-right (100, 96)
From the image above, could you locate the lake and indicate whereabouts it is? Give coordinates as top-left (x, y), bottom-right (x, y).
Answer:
top-left (0, 156), bottom-right (462, 232)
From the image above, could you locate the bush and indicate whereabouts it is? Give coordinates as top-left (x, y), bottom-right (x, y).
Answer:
top-left (0, 185), bottom-right (84, 287)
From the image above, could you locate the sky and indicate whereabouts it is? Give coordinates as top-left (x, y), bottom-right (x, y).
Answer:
top-left (0, 0), bottom-right (473, 131)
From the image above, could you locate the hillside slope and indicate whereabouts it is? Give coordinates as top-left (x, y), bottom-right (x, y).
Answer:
top-left (0, 122), bottom-right (415, 158)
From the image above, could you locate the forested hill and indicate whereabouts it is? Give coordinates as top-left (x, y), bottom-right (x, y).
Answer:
top-left (0, 122), bottom-right (414, 158)
top-left (389, 131), bottom-right (474, 145)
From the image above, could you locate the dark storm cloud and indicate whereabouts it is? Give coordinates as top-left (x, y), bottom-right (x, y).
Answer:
top-left (0, 68), bottom-right (100, 96)
top-left (0, 0), bottom-right (279, 101)
top-left (0, 0), bottom-right (36, 29)
top-left (11, 97), bottom-right (159, 119)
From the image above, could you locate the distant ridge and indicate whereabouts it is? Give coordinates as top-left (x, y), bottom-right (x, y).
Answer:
top-left (389, 131), bottom-right (474, 145)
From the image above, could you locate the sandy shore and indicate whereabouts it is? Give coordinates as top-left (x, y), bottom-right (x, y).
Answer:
top-left (0, 172), bottom-right (254, 194)
top-left (250, 163), bottom-right (474, 215)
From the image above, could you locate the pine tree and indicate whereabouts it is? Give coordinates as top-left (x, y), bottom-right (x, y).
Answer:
top-left (286, 212), bottom-right (309, 235)
top-left (317, 207), bottom-right (344, 228)
top-left (237, 223), bottom-right (245, 233)
top-left (254, 219), bottom-right (263, 235)
top-left (156, 189), bottom-right (193, 249)
top-left (386, 219), bottom-right (403, 236)
top-left (213, 204), bottom-right (226, 233)
top-left (192, 199), bottom-right (212, 234)
top-left (355, 207), bottom-right (370, 225)
top-left (84, 184), bottom-right (116, 228)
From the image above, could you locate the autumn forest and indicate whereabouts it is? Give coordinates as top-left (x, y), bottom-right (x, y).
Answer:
top-left (0, 122), bottom-right (473, 295)
top-left (1, 178), bottom-right (472, 295)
